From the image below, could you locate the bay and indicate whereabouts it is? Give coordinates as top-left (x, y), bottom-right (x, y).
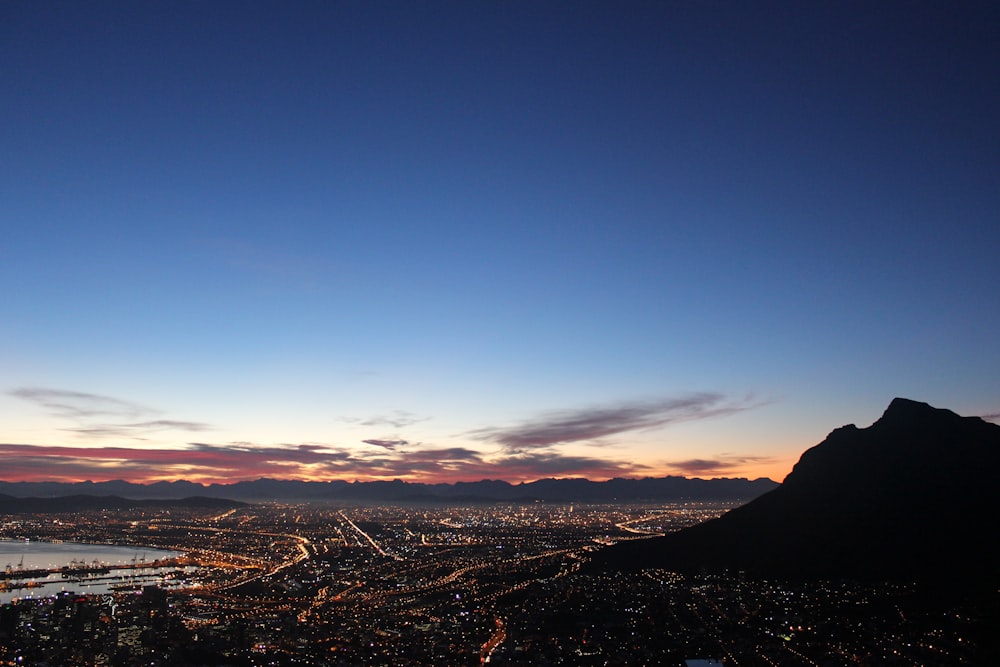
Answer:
top-left (0, 539), bottom-right (184, 603)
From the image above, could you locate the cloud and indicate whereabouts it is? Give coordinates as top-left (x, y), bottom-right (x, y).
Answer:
top-left (0, 442), bottom-right (361, 484)
top-left (66, 420), bottom-right (212, 438)
top-left (360, 411), bottom-right (428, 429)
top-left (362, 439), bottom-right (410, 450)
top-left (10, 387), bottom-right (152, 420)
top-left (186, 442), bottom-right (350, 466)
top-left (134, 420), bottom-right (211, 431)
top-left (471, 393), bottom-right (760, 451)
top-left (490, 452), bottom-right (649, 478)
top-left (665, 454), bottom-right (774, 477)
top-left (295, 445), bottom-right (646, 482)
top-left (0, 390), bottom-right (768, 483)
top-left (9, 387), bottom-right (212, 441)
top-left (0, 441), bottom-right (651, 485)
top-left (334, 447), bottom-right (489, 478)
top-left (980, 411), bottom-right (1000, 423)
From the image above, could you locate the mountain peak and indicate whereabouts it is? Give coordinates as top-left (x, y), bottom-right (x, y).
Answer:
top-left (878, 396), bottom-right (960, 425)
top-left (780, 397), bottom-right (992, 489)
top-left (594, 398), bottom-right (1000, 589)
top-left (887, 396), bottom-right (930, 409)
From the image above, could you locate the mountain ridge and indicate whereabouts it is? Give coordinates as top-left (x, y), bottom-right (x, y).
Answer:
top-left (0, 476), bottom-right (777, 504)
top-left (0, 494), bottom-right (246, 514)
top-left (593, 398), bottom-right (1000, 590)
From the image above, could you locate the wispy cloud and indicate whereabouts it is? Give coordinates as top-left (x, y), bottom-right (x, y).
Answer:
top-left (490, 452), bottom-right (648, 479)
top-left (67, 420), bottom-right (212, 439)
top-left (665, 454), bottom-right (774, 477)
top-left (0, 441), bottom-right (650, 485)
top-left (9, 387), bottom-right (212, 441)
top-left (471, 393), bottom-right (761, 451)
top-left (362, 439), bottom-right (410, 450)
top-left (0, 442), bottom-right (358, 484)
top-left (980, 411), bottom-right (1000, 423)
top-left (295, 446), bottom-right (645, 482)
top-left (1, 390), bottom-right (768, 483)
top-left (186, 442), bottom-right (350, 466)
top-left (10, 388), bottom-right (152, 420)
top-left (360, 411), bottom-right (428, 429)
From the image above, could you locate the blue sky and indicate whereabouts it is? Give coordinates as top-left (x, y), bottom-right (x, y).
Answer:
top-left (2, 1), bottom-right (998, 484)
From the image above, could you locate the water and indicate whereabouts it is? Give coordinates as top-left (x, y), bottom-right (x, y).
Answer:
top-left (0, 539), bottom-right (184, 603)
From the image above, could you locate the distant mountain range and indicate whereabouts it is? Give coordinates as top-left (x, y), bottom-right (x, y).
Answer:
top-left (0, 494), bottom-right (245, 514)
top-left (0, 476), bottom-right (777, 504)
top-left (594, 398), bottom-right (1000, 590)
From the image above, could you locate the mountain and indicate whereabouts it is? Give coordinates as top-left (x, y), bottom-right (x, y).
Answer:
top-left (0, 476), bottom-right (777, 503)
top-left (0, 494), bottom-right (246, 514)
top-left (593, 398), bottom-right (1000, 589)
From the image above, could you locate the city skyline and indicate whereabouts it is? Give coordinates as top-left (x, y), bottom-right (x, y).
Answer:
top-left (2, 2), bottom-right (998, 485)
top-left (2, 389), bottom-right (995, 664)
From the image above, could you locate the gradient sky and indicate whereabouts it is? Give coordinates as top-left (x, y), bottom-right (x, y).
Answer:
top-left (2, 1), bottom-right (998, 486)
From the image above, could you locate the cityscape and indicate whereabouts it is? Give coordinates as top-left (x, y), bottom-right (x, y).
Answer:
top-left (3, 2), bottom-right (999, 665)
top-left (1, 498), bottom-right (991, 666)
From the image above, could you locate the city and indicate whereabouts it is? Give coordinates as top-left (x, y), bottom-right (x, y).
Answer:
top-left (0, 501), bottom-right (989, 665)
top-left (4, 2), bottom-right (999, 665)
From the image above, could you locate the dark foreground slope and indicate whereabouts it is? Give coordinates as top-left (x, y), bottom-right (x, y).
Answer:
top-left (594, 398), bottom-right (1000, 589)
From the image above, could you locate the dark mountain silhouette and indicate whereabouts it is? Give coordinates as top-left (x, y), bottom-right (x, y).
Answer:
top-left (0, 494), bottom-right (246, 514)
top-left (593, 398), bottom-right (1000, 589)
top-left (0, 476), bottom-right (777, 503)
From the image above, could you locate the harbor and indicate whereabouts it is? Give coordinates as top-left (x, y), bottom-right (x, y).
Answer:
top-left (0, 539), bottom-right (187, 602)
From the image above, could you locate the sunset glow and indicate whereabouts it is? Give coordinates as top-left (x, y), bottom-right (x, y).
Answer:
top-left (2, 2), bottom-right (997, 488)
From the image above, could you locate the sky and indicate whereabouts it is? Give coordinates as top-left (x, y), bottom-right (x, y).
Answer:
top-left (2, 1), bottom-right (998, 486)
